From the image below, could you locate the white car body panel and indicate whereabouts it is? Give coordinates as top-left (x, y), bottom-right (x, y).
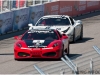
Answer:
top-left (29, 15), bottom-right (83, 42)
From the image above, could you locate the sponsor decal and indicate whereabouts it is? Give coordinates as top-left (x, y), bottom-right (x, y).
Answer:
top-left (15, 16), bottom-right (19, 23)
top-left (31, 12), bottom-right (35, 20)
top-left (74, 1), bottom-right (86, 11)
top-left (60, 6), bottom-right (72, 13)
top-left (87, 1), bottom-right (99, 7)
top-left (56, 28), bottom-right (61, 30)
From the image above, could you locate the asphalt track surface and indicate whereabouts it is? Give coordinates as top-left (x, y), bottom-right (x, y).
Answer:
top-left (0, 11), bottom-right (100, 74)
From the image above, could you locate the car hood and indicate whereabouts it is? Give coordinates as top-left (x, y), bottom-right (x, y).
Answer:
top-left (30, 26), bottom-right (70, 32)
top-left (47, 26), bottom-right (70, 32)
top-left (24, 40), bottom-right (54, 47)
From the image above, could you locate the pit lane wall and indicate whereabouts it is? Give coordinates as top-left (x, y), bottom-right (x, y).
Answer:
top-left (0, 1), bottom-right (100, 35)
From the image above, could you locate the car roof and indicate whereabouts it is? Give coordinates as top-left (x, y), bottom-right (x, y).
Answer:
top-left (41, 15), bottom-right (69, 18)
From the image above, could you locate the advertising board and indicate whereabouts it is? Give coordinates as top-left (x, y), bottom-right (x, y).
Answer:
top-left (13, 7), bottom-right (30, 31)
top-left (0, 11), bottom-right (13, 34)
top-left (29, 4), bottom-right (44, 25)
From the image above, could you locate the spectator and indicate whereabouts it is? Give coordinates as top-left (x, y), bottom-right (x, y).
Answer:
top-left (16, 0), bottom-right (25, 8)
top-left (12, 0), bottom-right (16, 8)
top-left (0, 0), bottom-right (2, 11)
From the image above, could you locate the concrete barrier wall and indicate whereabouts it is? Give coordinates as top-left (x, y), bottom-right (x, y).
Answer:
top-left (13, 7), bottom-right (30, 31)
top-left (44, 1), bottom-right (100, 16)
top-left (29, 4), bottom-right (44, 25)
top-left (0, 11), bottom-right (13, 34)
top-left (0, 1), bottom-right (100, 35)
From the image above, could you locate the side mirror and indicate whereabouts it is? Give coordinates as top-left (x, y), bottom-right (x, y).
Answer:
top-left (76, 20), bottom-right (82, 24)
top-left (14, 36), bottom-right (20, 40)
top-left (62, 34), bottom-right (68, 39)
top-left (28, 23), bottom-right (33, 27)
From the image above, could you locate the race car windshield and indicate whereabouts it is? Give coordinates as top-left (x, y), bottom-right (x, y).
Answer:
top-left (35, 18), bottom-right (70, 26)
top-left (22, 30), bottom-right (59, 40)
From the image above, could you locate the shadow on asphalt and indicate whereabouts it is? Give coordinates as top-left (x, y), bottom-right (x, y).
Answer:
top-left (68, 54), bottom-right (82, 60)
top-left (0, 53), bottom-right (14, 55)
top-left (70, 37), bottom-right (94, 44)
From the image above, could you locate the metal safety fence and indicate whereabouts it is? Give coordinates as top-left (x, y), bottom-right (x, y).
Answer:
top-left (34, 65), bottom-right (46, 75)
top-left (33, 46), bottom-right (100, 74)
top-left (61, 55), bottom-right (78, 75)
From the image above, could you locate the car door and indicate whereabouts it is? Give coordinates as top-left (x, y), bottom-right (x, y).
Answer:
top-left (75, 20), bottom-right (82, 38)
top-left (69, 17), bottom-right (80, 38)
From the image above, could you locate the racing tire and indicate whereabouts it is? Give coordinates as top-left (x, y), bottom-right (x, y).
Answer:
top-left (65, 43), bottom-right (70, 56)
top-left (14, 58), bottom-right (18, 61)
top-left (79, 25), bottom-right (83, 40)
top-left (59, 45), bottom-right (64, 60)
top-left (61, 46), bottom-right (64, 57)
top-left (14, 58), bottom-right (20, 61)
top-left (72, 29), bottom-right (76, 43)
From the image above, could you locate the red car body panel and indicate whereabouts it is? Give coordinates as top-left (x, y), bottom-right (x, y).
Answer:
top-left (14, 29), bottom-right (69, 60)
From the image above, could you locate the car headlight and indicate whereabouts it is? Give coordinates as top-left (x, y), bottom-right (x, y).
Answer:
top-left (53, 43), bottom-right (59, 47)
top-left (62, 27), bottom-right (70, 33)
top-left (17, 43), bottom-right (22, 48)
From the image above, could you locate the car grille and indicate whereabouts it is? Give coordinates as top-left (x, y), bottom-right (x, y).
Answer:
top-left (32, 52), bottom-right (41, 57)
top-left (43, 52), bottom-right (56, 57)
top-left (18, 52), bottom-right (30, 57)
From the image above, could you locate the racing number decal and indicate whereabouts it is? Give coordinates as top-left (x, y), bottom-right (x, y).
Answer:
top-left (56, 28), bottom-right (61, 30)
top-left (45, 26), bottom-right (51, 29)
top-left (45, 27), bottom-right (61, 30)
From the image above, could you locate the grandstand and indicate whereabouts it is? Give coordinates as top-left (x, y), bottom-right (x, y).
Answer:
top-left (0, 0), bottom-right (57, 12)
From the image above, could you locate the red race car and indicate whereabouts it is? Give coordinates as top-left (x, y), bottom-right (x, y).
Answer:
top-left (14, 28), bottom-right (69, 60)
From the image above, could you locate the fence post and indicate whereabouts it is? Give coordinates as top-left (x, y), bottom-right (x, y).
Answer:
top-left (90, 58), bottom-right (93, 75)
top-left (60, 68), bottom-right (65, 75)
top-left (61, 57), bottom-right (77, 75)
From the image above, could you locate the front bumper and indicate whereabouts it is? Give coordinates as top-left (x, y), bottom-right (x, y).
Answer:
top-left (14, 47), bottom-right (62, 59)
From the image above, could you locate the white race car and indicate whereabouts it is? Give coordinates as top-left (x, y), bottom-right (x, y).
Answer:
top-left (29, 15), bottom-right (83, 42)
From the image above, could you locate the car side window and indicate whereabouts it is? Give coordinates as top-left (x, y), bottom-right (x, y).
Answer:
top-left (56, 30), bottom-right (62, 38)
top-left (69, 17), bottom-right (74, 25)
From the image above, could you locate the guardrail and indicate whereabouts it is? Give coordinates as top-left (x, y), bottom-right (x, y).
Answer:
top-left (61, 55), bottom-right (78, 75)
top-left (32, 47), bottom-right (99, 74)
top-left (93, 46), bottom-right (100, 54)
top-left (33, 65), bottom-right (46, 75)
